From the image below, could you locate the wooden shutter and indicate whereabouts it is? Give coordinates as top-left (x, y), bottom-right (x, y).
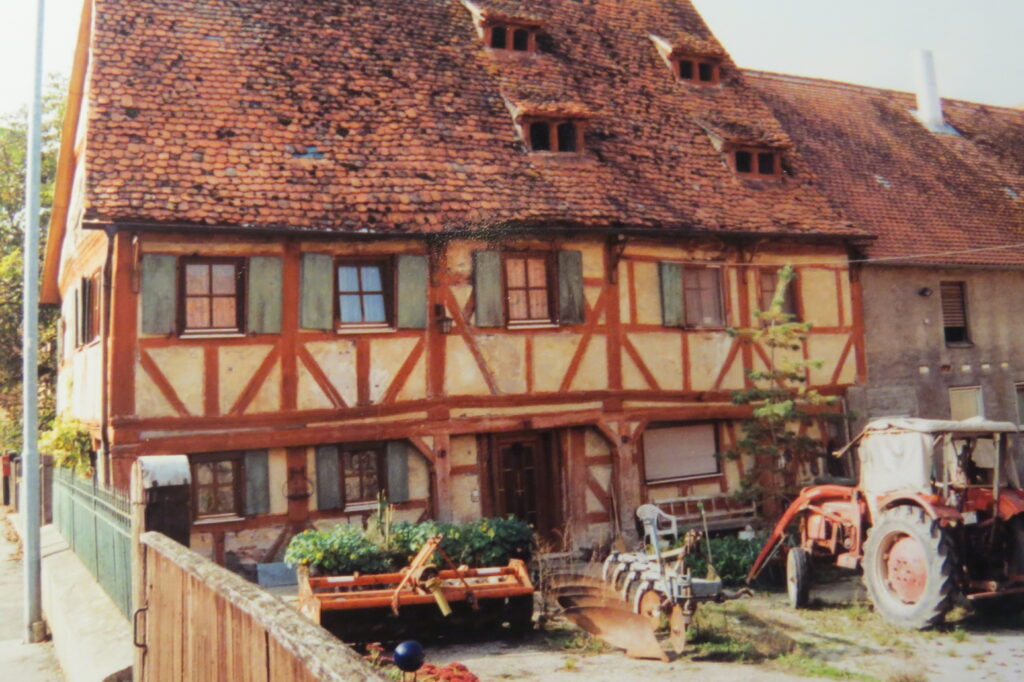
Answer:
top-left (940, 282), bottom-right (967, 327)
top-left (659, 261), bottom-right (684, 327)
top-left (140, 254), bottom-right (177, 335)
top-left (244, 450), bottom-right (270, 515)
top-left (473, 251), bottom-right (505, 327)
top-left (247, 256), bottom-right (282, 334)
top-left (395, 254), bottom-right (428, 329)
top-left (558, 250), bottom-right (585, 325)
top-left (300, 253), bottom-right (333, 330)
top-left (315, 445), bottom-right (341, 510)
top-left (386, 440), bottom-right (410, 504)
top-left (79, 277), bottom-right (90, 344)
top-left (72, 286), bottom-right (82, 347)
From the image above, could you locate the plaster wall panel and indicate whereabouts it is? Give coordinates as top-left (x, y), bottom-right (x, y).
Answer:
top-left (586, 464), bottom-right (612, 513)
top-left (726, 268), bottom-right (742, 327)
top-left (71, 344), bottom-right (103, 421)
top-left (297, 362), bottom-right (333, 410)
top-left (451, 472), bottom-right (481, 523)
top-left (807, 334), bottom-right (854, 385)
top-left (622, 349), bottom-right (647, 390)
top-left (629, 332), bottom-right (682, 390)
top-left (583, 286), bottom-right (602, 320)
top-left (268, 448), bottom-right (288, 515)
top-left (617, 264), bottom-right (631, 323)
top-left (450, 284), bottom-right (472, 316)
top-left (569, 336), bottom-right (608, 392)
top-left (408, 449), bottom-right (430, 500)
top-left (584, 428), bottom-right (611, 456)
top-left (688, 333), bottom-right (738, 390)
top-left (477, 335), bottom-right (526, 394)
top-left (370, 336), bottom-right (422, 402)
top-left (444, 335), bottom-right (491, 396)
top-left (218, 344), bottom-right (274, 414)
top-left (569, 242), bottom-right (604, 280)
top-left (395, 353), bottom-right (427, 403)
top-left (837, 271), bottom-right (853, 327)
top-left (147, 346), bottom-right (204, 415)
top-left (134, 360), bottom-right (177, 417)
top-left (532, 334), bottom-right (581, 393)
top-left (307, 340), bottom-right (358, 407)
top-left (450, 435), bottom-right (477, 468)
top-left (244, 358), bottom-right (281, 414)
top-left (801, 268), bottom-right (840, 327)
top-left (633, 261), bottom-right (662, 325)
top-left (190, 532), bottom-right (214, 561)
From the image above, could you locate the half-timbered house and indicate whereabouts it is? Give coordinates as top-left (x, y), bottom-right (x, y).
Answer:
top-left (43, 0), bottom-right (865, 570)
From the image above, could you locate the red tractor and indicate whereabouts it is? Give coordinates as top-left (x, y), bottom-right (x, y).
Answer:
top-left (747, 418), bottom-right (1024, 628)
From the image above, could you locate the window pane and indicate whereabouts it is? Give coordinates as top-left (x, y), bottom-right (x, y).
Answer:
top-left (760, 272), bottom-right (778, 311)
top-left (360, 265), bottom-right (383, 292)
top-left (186, 297), bottom-right (210, 329)
top-left (338, 266), bottom-right (360, 292)
top-left (684, 288), bottom-right (703, 326)
top-left (211, 264), bottom-right (236, 294)
top-left (363, 294), bottom-right (386, 322)
top-left (700, 269), bottom-right (723, 324)
top-left (698, 62), bottom-right (713, 81)
top-left (211, 297), bottom-right (237, 328)
top-left (508, 290), bottom-right (528, 320)
top-left (197, 488), bottom-right (214, 515)
top-left (557, 122), bottom-right (577, 152)
top-left (215, 487), bottom-right (235, 514)
top-left (757, 152), bottom-right (775, 175)
top-left (512, 28), bottom-right (529, 51)
top-left (185, 264), bottom-right (210, 295)
top-left (528, 290), bottom-right (549, 319)
top-left (530, 122), bottom-right (551, 151)
top-left (526, 258), bottom-right (547, 287)
top-left (339, 294), bottom-right (363, 322)
top-left (490, 26), bottom-right (507, 49)
top-left (678, 60), bottom-right (694, 79)
top-left (196, 463), bottom-right (214, 485)
top-left (506, 258), bottom-right (526, 288)
top-left (735, 151), bottom-right (752, 173)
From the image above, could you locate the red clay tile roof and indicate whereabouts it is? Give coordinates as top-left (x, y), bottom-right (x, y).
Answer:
top-left (747, 71), bottom-right (1024, 266)
top-left (81, 0), bottom-right (856, 237)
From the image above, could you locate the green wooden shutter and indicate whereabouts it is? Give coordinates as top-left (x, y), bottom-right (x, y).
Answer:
top-left (473, 251), bottom-right (504, 327)
top-left (247, 257), bottom-right (282, 334)
top-left (300, 253), bottom-right (333, 330)
top-left (244, 450), bottom-right (270, 515)
top-left (140, 254), bottom-right (178, 335)
top-left (315, 445), bottom-right (341, 510)
top-left (659, 261), bottom-right (684, 327)
top-left (72, 286), bottom-right (82, 346)
top-left (395, 254), bottom-right (428, 329)
top-left (558, 250), bottom-right (585, 325)
top-left (386, 441), bottom-right (410, 504)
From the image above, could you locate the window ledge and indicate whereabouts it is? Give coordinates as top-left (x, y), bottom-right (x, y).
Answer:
top-left (180, 332), bottom-right (246, 340)
top-left (508, 321), bottom-right (559, 330)
top-left (344, 502), bottom-right (377, 513)
top-left (646, 472), bottom-right (722, 486)
top-left (336, 325), bottom-right (395, 335)
top-left (945, 341), bottom-right (974, 349)
top-left (193, 515), bottom-right (245, 526)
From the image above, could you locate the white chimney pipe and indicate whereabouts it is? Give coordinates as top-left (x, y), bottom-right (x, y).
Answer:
top-left (914, 49), bottom-right (947, 133)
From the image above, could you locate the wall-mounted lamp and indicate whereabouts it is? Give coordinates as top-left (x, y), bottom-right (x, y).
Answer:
top-left (917, 287), bottom-right (933, 297)
top-left (434, 304), bottom-right (454, 334)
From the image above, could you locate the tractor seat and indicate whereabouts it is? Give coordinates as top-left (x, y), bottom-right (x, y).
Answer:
top-left (812, 475), bottom-right (857, 487)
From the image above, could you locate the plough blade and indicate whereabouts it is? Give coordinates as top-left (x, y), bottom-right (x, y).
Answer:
top-left (668, 604), bottom-right (687, 655)
top-left (556, 594), bottom-right (623, 610)
top-left (562, 606), bottom-right (668, 662)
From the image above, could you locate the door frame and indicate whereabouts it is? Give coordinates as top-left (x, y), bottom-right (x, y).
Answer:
top-left (479, 430), bottom-right (564, 538)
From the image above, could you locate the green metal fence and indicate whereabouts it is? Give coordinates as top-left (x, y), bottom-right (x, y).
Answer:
top-left (52, 468), bottom-right (132, 618)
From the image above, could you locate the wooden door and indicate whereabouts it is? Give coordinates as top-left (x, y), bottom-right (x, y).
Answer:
top-left (489, 433), bottom-right (562, 539)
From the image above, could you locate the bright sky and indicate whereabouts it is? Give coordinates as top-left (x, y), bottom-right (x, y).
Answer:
top-left (1, 0), bottom-right (1022, 116)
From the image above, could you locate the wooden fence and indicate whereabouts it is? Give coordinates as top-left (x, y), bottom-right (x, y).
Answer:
top-left (52, 467), bottom-right (133, 617)
top-left (137, 531), bottom-right (384, 681)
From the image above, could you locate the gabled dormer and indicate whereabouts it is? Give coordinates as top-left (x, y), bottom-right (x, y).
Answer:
top-left (650, 34), bottom-right (726, 86)
top-left (463, 1), bottom-right (542, 55)
top-left (694, 118), bottom-right (787, 181)
top-left (505, 100), bottom-right (592, 155)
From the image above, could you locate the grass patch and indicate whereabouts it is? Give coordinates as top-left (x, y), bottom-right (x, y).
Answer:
top-left (950, 627), bottom-right (967, 642)
top-left (775, 652), bottom-right (878, 680)
top-left (542, 628), bottom-right (610, 655)
top-left (689, 629), bottom-right (763, 662)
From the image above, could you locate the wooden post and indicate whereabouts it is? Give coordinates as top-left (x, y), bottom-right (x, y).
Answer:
top-left (433, 433), bottom-right (453, 522)
top-left (130, 461), bottom-right (146, 680)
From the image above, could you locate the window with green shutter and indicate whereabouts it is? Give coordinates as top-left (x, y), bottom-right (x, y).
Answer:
top-left (474, 249), bottom-right (584, 328)
top-left (314, 441), bottom-right (412, 510)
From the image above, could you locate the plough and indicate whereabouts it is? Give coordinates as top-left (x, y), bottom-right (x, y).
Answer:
top-left (554, 504), bottom-right (751, 661)
top-left (297, 535), bottom-right (534, 642)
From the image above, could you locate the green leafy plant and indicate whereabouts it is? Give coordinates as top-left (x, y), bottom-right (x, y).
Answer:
top-left (725, 264), bottom-right (841, 514)
top-left (285, 516), bottom-right (534, 574)
top-left (680, 535), bottom-right (762, 586)
top-left (39, 416), bottom-right (93, 475)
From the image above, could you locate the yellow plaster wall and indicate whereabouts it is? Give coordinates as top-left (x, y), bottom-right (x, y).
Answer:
top-left (268, 448), bottom-right (288, 515)
top-left (689, 333), bottom-right (740, 390)
top-left (297, 363), bottom-right (333, 410)
top-left (148, 346), bottom-right (204, 415)
top-left (628, 332), bottom-right (682, 390)
top-left (633, 261), bottom-right (661, 325)
top-left (369, 336), bottom-right (423, 402)
top-left (800, 268), bottom-right (841, 327)
top-left (476, 335), bottom-right (526, 394)
top-left (219, 345), bottom-right (275, 414)
top-left (134, 360), bottom-right (177, 417)
top-left (445, 335), bottom-right (491, 395)
top-left (532, 334), bottom-right (581, 393)
top-left (568, 336), bottom-right (608, 392)
top-left (306, 340), bottom-right (357, 406)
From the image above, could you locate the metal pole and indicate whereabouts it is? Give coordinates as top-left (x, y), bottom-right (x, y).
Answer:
top-left (22, 0), bottom-right (47, 644)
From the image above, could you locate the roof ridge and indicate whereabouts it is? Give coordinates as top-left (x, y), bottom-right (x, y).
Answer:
top-left (743, 69), bottom-right (1024, 115)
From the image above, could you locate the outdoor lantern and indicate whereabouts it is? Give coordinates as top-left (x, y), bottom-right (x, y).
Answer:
top-left (435, 304), bottom-right (454, 334)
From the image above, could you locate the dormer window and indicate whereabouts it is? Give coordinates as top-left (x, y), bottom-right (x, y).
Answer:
top-left (486, 23), bottom-right (537, 52)
top-left (674, 57), bottom-right (719, 84)
top-left (731, 147), bottom-right (779, 178)
top-left (525, 119), bottom-right (583, 153)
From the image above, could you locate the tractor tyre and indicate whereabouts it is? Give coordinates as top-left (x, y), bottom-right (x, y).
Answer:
top-left (786, 547), bottom-right (811, 609)
top-left (862, 506), bottom-right (956, 629)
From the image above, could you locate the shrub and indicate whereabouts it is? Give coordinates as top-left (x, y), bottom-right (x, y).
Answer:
top-left (682, 535), bottom-right (762, 586)
top-left (285, 516), bottom-right (533, 575)
top-left (39, 417), bottom-right (93, 476)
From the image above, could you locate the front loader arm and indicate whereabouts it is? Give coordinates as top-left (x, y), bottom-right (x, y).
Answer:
top-left (746, 485), bottom-right (856, 583)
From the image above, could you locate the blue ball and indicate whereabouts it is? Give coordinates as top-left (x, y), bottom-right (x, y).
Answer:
top-left (393, 640), bottom-right (425, 672)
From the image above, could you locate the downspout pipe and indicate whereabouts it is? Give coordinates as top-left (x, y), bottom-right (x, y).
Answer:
top-left (101, 228), bottom-right (115, 486)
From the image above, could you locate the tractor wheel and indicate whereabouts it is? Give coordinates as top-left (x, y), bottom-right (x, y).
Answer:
top-left (862, 506), bottom-right (956, 629)
top-left (786, 547), bottom-right (811, 609)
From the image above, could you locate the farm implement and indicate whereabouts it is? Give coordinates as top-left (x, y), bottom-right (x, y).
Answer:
top-left (297, 535), bottom-right (534, 642)
top-left (553, 504), bottom-right (751, 661)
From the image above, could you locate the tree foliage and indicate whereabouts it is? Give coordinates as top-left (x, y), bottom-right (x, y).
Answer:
top-left (0, 75), bottom-right (67, 451)
top-left (724, 265), bottom-right (839, 513)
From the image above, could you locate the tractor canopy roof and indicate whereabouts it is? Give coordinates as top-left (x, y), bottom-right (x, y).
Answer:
top-left (860, 417), bottom-right (1019, 437)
